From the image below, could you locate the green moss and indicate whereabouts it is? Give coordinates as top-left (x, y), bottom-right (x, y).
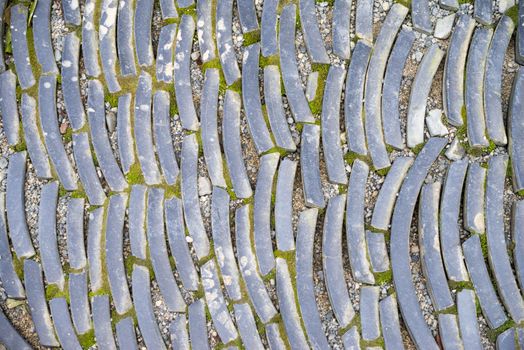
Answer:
top-left (78, 329), bottom-right (96, 349)
top-left (259, 54), bottom-right (280, 68)
top-left (202, 58), bottom-right (222, 71)
top-left (11, 252), bottom-right (25, 280)
top-left (112, 307), bottom-right (137, 325)
top-left (374, 166), bottom-right (391, 177)
top-left (395, 0), bottom-right (412, 7)
top-left (411, 142), bottom-right (425, 155)
top-left (479, 233), bottom-right (488, 257)
top-left (243, 29), bottom-right (261, 46)
top-left (486, 319), bottom-right (515, 342)
top-left (438, 304), bottom-right (458, 315)
top-left (178, 4), bottom-right (197, 18)
top-left (309, 63), bottom-right (330, 116)
top-left (345, 151), bottom-right (370, 166)
top-left (63, 127), bottom-right (73, 143)
top-left (373, 269), bottom-right (393, 285)
top-left (45, 283), bottom-right (69, 302)
top-left (448, 280), bottom-right (474, 292)
top-left (126, 162), bottom-right (145, 185)
top-left (70, 188), bottom-right (87, 199)
top-left (506, 5), bottom-right (519, 24)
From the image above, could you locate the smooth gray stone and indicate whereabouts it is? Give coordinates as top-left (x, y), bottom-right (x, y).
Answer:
top-left (485, 16), bottom-right (514, 145)
top-left (264, 66), bottom-right (296, 151)
top-left (38, 182), bottom-right (65, 290)
top-left (301, 124), bottom-right (325, 208)
top-left (380, 294), bottom-right (404, 350)
top-left (62, 33), bottom-right (86, 131)
top-left (412, 0), bottom-right (433, 34)
top-left (66, 198), bottom-right (87, 270)
top-left (361, 286), bottom-right (380, 341)
top-left (197, 0), bottom-right (216, 63)
top-left (443, 14), bottom-right (475, 126)
top-left (474, 0), bottom-right (492, 24)
top-left (346, 159), bottom-right (374, 284)
top-left (170, 315), bottom-right (190, 350)
top-left (0, 308), bottom-right (32, 349)
top-left (201, 260), bottom-right (238, 343)
top-left (147, 188), bottom-right (185, 312)
top-left (0, 0), bottom-right (5, 72)
top-left (355, 0), bottom-right (373, 41)
top-left (497, 328), bottom-right (516, 350)
top-left (87, 207), bottom-right (105, 292)
top-left (235, 205), bottom-right (277, 323)
top-left (332, 0), bottom-right (351, 59)
top-left (153, 90), bottom-right (179, 185)
top-left (323, 194), bottom-right (355, 328)
top-left (440, 0), bottom-right (458, 10)
top-left (342, 326), bottom-right (360, 349)
top-left (487, 155), bottom-right (524, 323)
top-left (217, 0), bottom-right (241, 84)
top-left (6, 152), bottom-right (35, 258)
top-left (92, 295), bottom-right (117, 349)
top-left (117, 0), bottom-right (137, 76)
top-left (82, 0), bottom-right (101, 77)
top-left (260, 0), bottom-right (278, 57)
top-left (322, 65), bottom-right (348, 184)
top-left (201, 69), bottom-right (226, 187)
top-left (165, 197), bottom-right (199, 291)
top-left (0, 70), bottom-right (19, 145)
top-left (156, 24), bottom-right (177, 83)
top-left (181, 133), bottom-right (209, 259)
top-left (223, 90), bottom-right (253, 198)
top-left (438, 314), bottom-right (463, 350)
top-left (371, 156), bottom-right (413, 230)
top-left (160, 0), bottom-right (177, 18)
top-left (49, 297), bottom-right (82, 350)
top-left (407, 44), bottom-right (444, 148)
top-left (266, 323), bottom-right (287, 350)
top-left (457, 289), bottom-right (482, 349)
top-left (463, 234), bottom-right (507, 329)
top-left (517, 328), bottom-right (524, 348)
top-left (211, 187), bottom-right (242, 300)
top-left (177, 0), bottom-right (194, 8)
top-left (20, 94), bottom-right (52, 178)
top-left (299, 0), bottom-right (329, 63)
top-left (383, 28), bottom-right (416, 150)
top-left (24, 259), bottom-right (58, 347)
top-left (87, 80), bottom-right (128, 191)
top-left (275, 158), bottom-right (298, 251)
top-left (39, 75), bottom-right (77, 190)
top-left (237, 0), bottom-right (258, 32)
top-left (390, 137), bottom-right (447, 350)
top-left (419, 182), bottom-right (454, 311)
top-left (106, 193), bottom-right (133, 314)
top-left (242, 44), bottom-right (274, 154)
top-left (514, 201), bottom-right (524, 292)
top-left (62, 0), bottom-right (81, 25)
top-left (69, 271), bottom-right (91, 335)
top-left (276, 257), bottom-right (309, 350)
top-left (440, 159), bottom-right (469, 282)
top-left (366, 231), bottom-right (390, 273)
top-left (134, 0), bottom-right (154, 66)
top-left (189, 299), bottom-right (210, 350)
top-left (254, 153), bottom-right (279, 275)
top-left (279, 4), bottom-right (315, 123)
top-left (134, 72), bottom-right (161, 185)
top-left (129, 185), bottom-right (147, 260)
top-left (234, 303), bottom-right (265, 350)
top-left (117, 93), bottom-right (135, 174)
top-left (465, 27), bottom-right (492, 148)
top-left (296, 208), bottom-right (330, 349)
top-left (510, 67), bottom-right (524, 192)
top-left (10, 5), bottom-right (35, 89)
top-left (174, 15), bottom-right (198, 131)
top-left (132, 265), bottom-right (167, 350)
top-left (518, 0), bottom-right (524, 65)
top-left (344, 40), bottom-right (372, 156)
top-left (464, 162), bottom-right (486, 233)
top-left (99, 0), bottom-right (121, 92)
top-left (72, 132), bottom-right (106, 206)
top-left (116, 317), bottom-right (139, 350)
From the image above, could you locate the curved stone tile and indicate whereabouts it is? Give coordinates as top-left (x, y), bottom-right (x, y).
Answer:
top-left (116, 317), bottom-right (139, 350)
top-left (170, 314), bottom-right (190, 350)
top-left (299, 0), bottom-right (329, 63)
top-left (87, 207), bottom-right (105, 292)
top-left (66, 198), bottom-right (87, 270)
top-left (69, 271), bottom-right (91, 335)
top-left (383, 28), bottom-right (416, 150)
top-left (0, 306), bottom-right (31, 349)
top-left (412, 0), bottom-right (433, 34)
top-left (234, 303), bottom-right (265, 350)
top-left (62, 32), bottom-right (86, 131)
top-left (342, 326), bottom-right (360, 349)
top-left (117, 94), bottom-right (135, 174)
top-left (390, 137), bottom-right (446, 349)
top-left (72, 132), bottom-right (107, 206)
top-left (332, 0), bottom-right (351, 59)
top-left (485, 16), bottom-right (514, 145)
top-left (355, 0), bottom-right (373, 41)
top-left (87, 80), bottom-right (128, 191)
top-left (510, 67), bottom-right (524, 192)
top-left (197, 0), bottom-right (216, 63)
top-left (457, 289), bottom-right (482, 349)
top-left (147, 188), bottom-right (185, 312)
top-left (201, 259), bottom-right (239, 343)
top-left (301, 124), bottom-right (324, 208)
top-left (279, 4), bottom-right (315, 123)
top-left (443, 14), bottom-right (475, 126)
top-left (275, 158), bottom-right (297, 251)
top-left (49, 297), bottom-right (82, 350)
top-left (407, 44), bottom-right (444, 148)
top-left (235, 204), bottom-right (278, 323)
top-left (380, 294), bottom-right (404, 349)
top-left (99, 0), bottom-right (121, 93)
top-left (264, 66), bottom-right (296, 151)
top-left (419, 182), bottom-right (453, 311)
top-left (322, 194), bottom-right (355, 328)
top-left (344, 40), bottom-right (372, 156)
top-left (260, 0), bottom-right (278, 57)
top-left (181, 133), bottom-right (209, 259)
top-left (156, 24), bottom-right (177, 84)
top-left (464, 162), bottom-right (486, 234)
top-left (474, 0), bottom-right (492, 25)
top-left (117, 0), bottom-right (137, 76)
top-left (0, 70), bottom-right (19, 145)
top-left (266, 323), bottom-right (287, 350)
top-left (254, 153), bottom-right (279, 275)
top-left (217, 0), bottom-right (241, 85)
top-left (165, 196), bottom-right (199, 291)
top-left (10, 5), bottom-right (35, 89)
top-left (189, 299), bottom-right (210, 350)
top-left (361, 286), bottom-right (380, 341)
top-left (514, 201), bottom-right (524, 293)
top-left (62, 0), bottom-right (81, 25)
top-left (134, 0), bottom-right (154, 66)
top-left (438, 314), bottom-right (463, 350)
top-left (82, 0), bottom-right (101, 77)
top-left (93, 295), bottom-right (118, 349)
top-left (132, 265), bottom-right (167, 350)
top-left (39, 75), bottom-right (77, 191)
top-left (20, 93), bottom-right (52, 179)
top-left (366, 231), bottom-right (390, 273)
top-left (0, 0), bottom-right (5, 72)
top-left (24, 259), bottom-right (59, 347)
top-left (497, 328), bottom-right (516, 350)
top-left (487, 155), bottom-right (524, 323)
top-left (440, 159), bottom-right (469, 282)
top-left (129, 185), bottom-right (147, 260)
top-left (153, 90), bottom-right (179, 185)
top-left (160, 0), bottom-right (177, 18)
top-left (519, 0), bottom-right (524, 65)
top-left (237, 0), bottom-right (258, 33)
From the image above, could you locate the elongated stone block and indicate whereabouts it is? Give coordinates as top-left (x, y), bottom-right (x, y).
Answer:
top-left (0, 308), bottom-right (32, 349)
top-left (438, 314), bottom-right (463, 350)
top-left (92, 295), bottom-right (118, 349)
top-left (49, 297), bottom-right (82, 349)
top-left (342, 326), bottom-right (360, 349)
top-left (514, 201), bottom-right (524, 293)
top-left (234, 303), bottom-right (265, 350)
top-left (412, 0), bottom-right (433, 34)
top-left (88, 207), bottom-right (105, 292)
top-left (82, 0), bottom-right (101, 77)
top-left (275, 158), bottom-right (297, 251)
top-left (134, 0), bottom-right (154, 66)
top-left (355, 0), bottom-right (373, 41)
top-left (299, 0), bottom-right (329, 63)
top-left (237, 0), bottom-right (258, 33)
top-left (0, 70), bottom-right (20, 145)
top-left (366, 231), bottom-right (390, 273)
top-left (464, 162), bottom-right (486, 234)
top-left (116, 317), bottom-right (138, 350)
top-left (266, 323), bottom-right (287, 350)
top-left (129, 185), bottom-right (147, 260)
top-left (10, 5), bottom-right (35, 89)
top-left (62, 0), bottom-right (81, 25)
top-left (217, 0), bottom-right (241, 84)
top-left (160, 0), bottom-right (177, 19)
top-left (156, 24), bottom-right (177, 83)
top-left (170, 315), bottom-right (189, 350)
top-left (0, 0), bottom-right (5, 72)
top-left (332, 0), bottom-right (351, 59)
top-left (99, 0), bottom-right (121, 92)
top-left (497, 328), bottom-right (516, 350)
top-left (196, 0), bottom-right (216, 63)
top-left (189, 299), bottom-right (210, 350)
top-left (380, 295), bottom-right (404, 350)
top-left (301, 124), bottom-right (324, 208)
top-left (517, 0), bottom-right (524, 65)
top-left (153, 90), bottom-right (179, 185)
top-left (66, 198), bottom-right (87, 270)
top-left (72, 132), bottom-right (106, 206)
top-left (510, 67), bottom-right (524, 193)
top-left (117, 0), bottom-right (137, 76)
top-left (69, 271), bottom-right (91, 335)
top-left (261, 0), bottom-right (278, 57)
top-left (62, 32), bottom-right (86, 131)
top-left (117, 93), bottom-right (135, 174)
top-left (474, 0), bottom-right (492, 25)
top-left (361, 286), bottom-right (380, 341)
top-left (457, 289), bottom-right (482, 349)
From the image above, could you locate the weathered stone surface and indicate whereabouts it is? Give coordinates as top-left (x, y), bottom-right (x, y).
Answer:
top-left (412, 0), bottom-right (433, 34)
top-left (266, 323), bottom-right (287, 350)
top-left (0, 0), bottom-right (5, 72)
top-left (301, 124), bottom-right (325, 208)
top-left (62, 33), bottom-right (86, 131)
top-left (464, 162), bottom-right (486, 233)
top-left (62, 0), bottom-right (81, 25)
top-left (177, 0), bottom-right (194, 8)
top-left (234, 303), bottom-right (265, 350)
top-left (360, 286), bottom-right (380, 341)
top-left (380, 294), bottom-right (404, 349)
top-left (438, 314), bottom-right (463, 350)
top-left (93, 295), bottom-right (118, 349)
top-left (156, 24), bottom-right (177, 83)
top-left (153, 90), bottom-right (179, 185)
top-left (299, 0), bottom-right (329, 63)
top-left (217, 0), bottom-right (241, 84)
top-left (0, 70), bottom-right (19, 146)
top-left (366, 231), bottom-right (390, 273)
top-left (517, 0), bottom-right (524, 64)
top-left (260, 0), bottom-right (278, 57)
top-left (474, 0), bottom-right (492, 25)
top-left (82, 0), bottom-right (101, 77)
top-left (49, 297), bottom-right (83, 349)
top-left (457, 289), bottom-right (482, 349)
top-left (134, 0), bottom-right (154, 66)
top-left (87, 207), bottom-right (105, 292)
top-left (10, 5), bottom-right (35, 89)
top-left (510, 67), bottom-right (524, 192)
top-left (497, 329), bottom-right (516, 349)
top-left (99, 0), bottom-right (121, 92)
top-left (0, 307), bottom-right (32, 349)
top-left (434, 13), bottom-right (455, 39)
top-left (116, 93), bottom-right (135, 174)
top-left (117, 0), bottom-right (137, 76)
top-left (189, 299), bottom-right (210, 350)
top-left (68, 271), bottom-right (91, 335)
top-left (196, 0), bottom-right (216, 63)
top-left (332, 0), bottom-right (351, 59)
top-left (426, 109), bottom-right (448, 136)
top-left (72, 132), bottom-right (106, 206)
top-left (306, 72), bottom-right (318, 102)
top-left (170, 315), bottom-right (190, 350)
top-left (355, 0), bottom-right (373, 41)
top-left (160, 0), bottom-right (177, 18)
top-left (129, 185), bottom-right (147, 260)
top-left (514, 201), bottom-right (524, 293)
top-left (116, 317), bottom-right (139, 350)
top-left (237, 0), bottom-right (258, 33)
top-left (342, 326), bottom-right (360, 349)
top-left (445, 136), bottom-right (466, 160)
top-left (66, 199), bottom-right (87, 270)
top-left (440, 0), bottom-right (458, 10)
top-left (275, 159), bottom-right (297, 251)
